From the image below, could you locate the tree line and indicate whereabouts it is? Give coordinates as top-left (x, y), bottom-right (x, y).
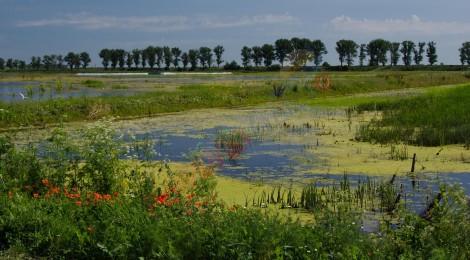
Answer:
top-left (1, 40), bottom-right (470, 71)
top-left (240, 38), bottom-right (327, 69)
top-left (334, 39), bottom-right (438, 67)
top-left (0, 52), bottom-right (91, 71)
top-left (98, 45), bottom-right (225, 70)
top-left (241, 38), bottom-right (439, 69)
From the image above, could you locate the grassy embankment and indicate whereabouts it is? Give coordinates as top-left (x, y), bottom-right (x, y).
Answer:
top-left (1, 71), bottom-right (470, 129)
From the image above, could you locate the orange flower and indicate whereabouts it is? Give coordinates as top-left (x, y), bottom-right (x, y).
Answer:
top-left (186, 193), bottom-right (194, 200)
top-left (113, 191), bottom-right (119, 198)
top-left (102, 194), bottom-right (112, 201)
top-left (33, 192), bottom-right (40, 198)
top-left (50, 186), bottom-right (60, 194)
top-left (165, 198), bottom-right (180, 207)
top-left (65, 192), bottom-right (80, 199)
top-left (75, 200), bottom-right (82, 206)
top-left (41, 179), bottom-right (49, 187)
top-left (93, 192), bottom-right (102, 201)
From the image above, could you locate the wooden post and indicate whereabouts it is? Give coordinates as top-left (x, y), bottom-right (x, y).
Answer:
top-left (411, 153), bottom-right (416, 173)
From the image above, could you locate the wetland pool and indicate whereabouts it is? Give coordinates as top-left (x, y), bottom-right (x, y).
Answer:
top-left (111, 105), bottom-right (470, 195)
top-left (0, 81), bottom-right (140, 102)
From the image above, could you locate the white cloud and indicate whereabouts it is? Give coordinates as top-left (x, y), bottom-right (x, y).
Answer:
top-left (17, 13), bottom-right (299, 32)
top-left (330, 15), bottom-right (470, 35)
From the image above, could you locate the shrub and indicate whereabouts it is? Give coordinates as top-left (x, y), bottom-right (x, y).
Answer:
top-left (271, 81), bottom-right (287, 98)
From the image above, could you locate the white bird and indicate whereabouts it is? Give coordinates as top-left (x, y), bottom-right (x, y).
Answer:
top-left (18, 92), bottom-right (27, 100)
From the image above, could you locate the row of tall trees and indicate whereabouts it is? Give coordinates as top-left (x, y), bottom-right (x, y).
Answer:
top-left (3, 41), bottom-right (470, 71)
top-left (98, 46), bottom-right (225, 70)
top-left (0, 52), bottom-right (91, 71)
top-left (0, 58), bottom-right (26, 70)
top-left (241, 38), bottom-right (327, 68)
top-left (336, 39), bottom-right (438, 67)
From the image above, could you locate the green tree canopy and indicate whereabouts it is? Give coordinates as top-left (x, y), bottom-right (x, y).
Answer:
top-left (241, 46), bottom-right (252, 68)
top-left (389, 42), bottom-right (401, 66)
top-left (400, 41), bottom-right (415, 66)
top-left (261, 44), bottom-right (275, 67)
top-left (213, 45), bottom-right (225, 68)
top-left (426, 41), bottom-right (438, 65)
top-left (335, 39), bottom-right (358, 67)
top-left (367, 39), bottom-right (390, 66)
top-left (171, 47), bottom-right (182, 68)
top-left (79, 52), bottom-right (91, 69)
top-left (274, 39), bottom-right (292, 67)
top-left (188, 49), bottom-right (199, 70)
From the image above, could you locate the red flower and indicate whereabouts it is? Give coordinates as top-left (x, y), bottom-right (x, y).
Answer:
top-left (75, 200), bottom-right (82, 206)
top-left (113, 191), bottom-right (119, 198)
top-left (155, 193), bottom-right (169, 205)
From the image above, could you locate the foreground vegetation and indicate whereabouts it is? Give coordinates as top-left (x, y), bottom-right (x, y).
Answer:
top-left (356, 84), bottom-right (470, 147)
top-left (0, 123), bottom-right (469, 259)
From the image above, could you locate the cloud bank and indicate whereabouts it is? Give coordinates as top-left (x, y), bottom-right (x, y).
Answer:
top-left (17, 13), bottom-right (299, 32)
top-left (330, 15), bottom-right (470, 35)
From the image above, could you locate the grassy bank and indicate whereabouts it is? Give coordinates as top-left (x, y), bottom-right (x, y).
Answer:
top-left (1, 123), bottom-right (469, 259)
top-left (1, 71), bottom-right (470, 129)
top-left (355, 84), bottom-right (470, 146)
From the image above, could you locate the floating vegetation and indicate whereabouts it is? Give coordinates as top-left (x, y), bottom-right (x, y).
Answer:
top-left (82, 79), bottom-right (105, 89)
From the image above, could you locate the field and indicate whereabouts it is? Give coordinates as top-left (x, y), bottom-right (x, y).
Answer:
top-left (1, 70), bottom-right (470, 258)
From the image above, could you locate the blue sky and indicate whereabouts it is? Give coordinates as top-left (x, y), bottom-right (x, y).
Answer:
top-left (1, 0), bottom-right (470, 65)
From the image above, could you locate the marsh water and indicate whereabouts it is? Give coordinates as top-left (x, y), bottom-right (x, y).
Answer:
top-left (0, 81), bottom-right (139, 102)
top-left (111, 105), bottom-right (470, 199)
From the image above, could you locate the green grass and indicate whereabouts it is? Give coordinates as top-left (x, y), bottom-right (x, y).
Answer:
top-left (355, 84), bottom-right (470, 146)
top-left (1, 71), bottom-right (470, 129)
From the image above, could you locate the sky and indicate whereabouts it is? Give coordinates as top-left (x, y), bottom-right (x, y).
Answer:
top-left (1, 0), bottom-right (470, 66)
